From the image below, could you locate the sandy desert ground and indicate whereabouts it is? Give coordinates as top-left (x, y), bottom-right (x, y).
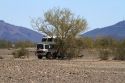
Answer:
top-left (0, 48), bottom-right (125, 83)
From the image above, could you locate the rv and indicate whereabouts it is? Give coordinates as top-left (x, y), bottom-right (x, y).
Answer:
top-left (35, 36), bottom-right (64, 59)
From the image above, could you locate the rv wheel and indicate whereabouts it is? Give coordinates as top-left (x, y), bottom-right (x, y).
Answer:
top-left (37, 55), bottom-right (43, 59)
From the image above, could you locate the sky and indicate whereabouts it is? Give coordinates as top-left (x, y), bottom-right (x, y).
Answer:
top-left (0, 0), bottom-right (125, 31)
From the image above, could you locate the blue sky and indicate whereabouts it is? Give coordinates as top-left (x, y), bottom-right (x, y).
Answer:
top-left (0, 0), bottom-right (125, 31)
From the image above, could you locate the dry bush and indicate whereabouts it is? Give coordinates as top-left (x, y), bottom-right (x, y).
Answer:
top-left (113, 48), bottom-right (125, 60)
top-left (63, 38), bottom-right (84, 59)
top-left (0, 40), bottom-right (12, 48)
top-left (112, 40), bottom-right (125, 60)
top-left (82, 37), bottom-right (94, 49)
top-left (98, 49), bottom-right (110, 60)
top-left (94, 37), bottom-right (116, 49)
top-left (15, 41), bottom-right (35, 48)
top-left (13, 47), bottom-right (29, 59)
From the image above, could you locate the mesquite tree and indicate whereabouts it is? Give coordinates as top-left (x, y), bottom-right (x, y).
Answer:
top-left (32, 8), bottom-right (87, 58)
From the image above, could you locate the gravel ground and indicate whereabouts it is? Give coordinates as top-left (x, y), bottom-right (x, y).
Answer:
top-left (0, 59), bottom-right (125, 83)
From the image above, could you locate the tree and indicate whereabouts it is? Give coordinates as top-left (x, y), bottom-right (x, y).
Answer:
top-left (32, 8), bottom-right (87, 59)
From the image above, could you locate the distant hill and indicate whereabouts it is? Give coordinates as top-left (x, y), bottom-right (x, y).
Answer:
top-left (0, 20), bottom-right (44, 42)
top-left (83, 20), bottom-right (125, 40)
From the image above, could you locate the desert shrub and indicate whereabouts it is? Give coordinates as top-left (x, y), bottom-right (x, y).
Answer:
top-left (15, 41), bottom-right (35, 48)
top-left (82, 37), bottom-right (94, 49)
top-left (113, 48), bottom-right (125, 60)
top-left (0, 40), bottom-right (12, 48)
top-left (63, 38), bottom-right (85, 59)
top-left (98, 49), bottom-right (110, 60)
top-left (0, 56), bottom-right (4, 59)
top-left (13, 47), bottom-right (29, 59)
top-left (113, 41), bottom-right (125, 60)
top-left (65, 48), bottom-right (77, 59)
top-left (94, 37), bottom-right (116, 49)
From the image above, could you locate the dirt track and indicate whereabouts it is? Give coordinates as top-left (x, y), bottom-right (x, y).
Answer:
top-left (0, 59), bottom-right (125, 83)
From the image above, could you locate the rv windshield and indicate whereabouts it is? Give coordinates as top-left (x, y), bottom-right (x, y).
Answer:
top-left (42, 37), bottom-right (54, 42)
top-left (42, 38), bottom-right (47, 42)
top-left (37, 44), bottom-right (43, 49)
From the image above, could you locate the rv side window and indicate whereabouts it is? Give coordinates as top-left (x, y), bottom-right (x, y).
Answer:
top-left (45, 45), bottom-right (49, 49)
top-left (42, 38), bottom-right (47, 42)
top-left (48, 38), bottom-right (53, 42)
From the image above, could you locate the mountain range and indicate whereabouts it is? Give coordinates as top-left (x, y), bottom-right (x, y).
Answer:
top-left (0, 20), bottom-right (43, 42)
top-left (83, 20), bottom-right (125, 40)
top-left (1, 20), bottom-right (125, 42)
